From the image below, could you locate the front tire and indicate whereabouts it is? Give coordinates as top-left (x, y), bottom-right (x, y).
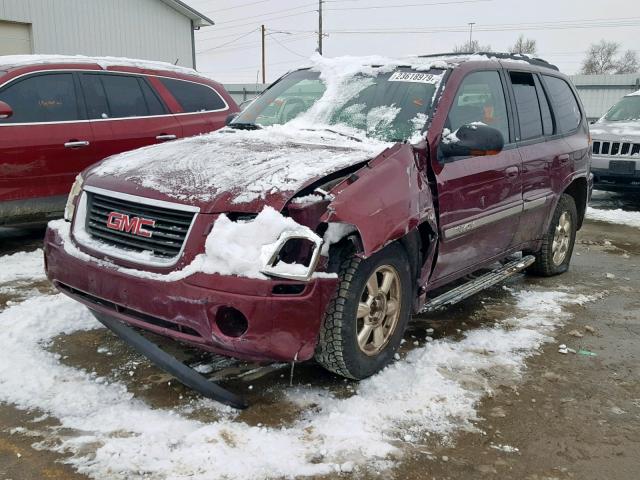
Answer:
top-left (315, 243), bottom-right (412, 379)
top-left (527, 193), bottom-right (577, 276)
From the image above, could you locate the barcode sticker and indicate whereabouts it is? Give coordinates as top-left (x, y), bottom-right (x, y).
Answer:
top-left (388, 71), bottom-right (437, 83)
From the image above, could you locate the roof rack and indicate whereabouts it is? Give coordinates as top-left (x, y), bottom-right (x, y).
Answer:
top-left (419, 52), bottom-right (559, 71)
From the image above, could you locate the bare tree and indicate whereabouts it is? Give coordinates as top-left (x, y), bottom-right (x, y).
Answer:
top-left (509, 35), bottom-right (537, 55)
top-left (615, 50), bottom-right (640, 74)
top-left (452, 39), bottom-right (492, 54)
top-left (581, 40), bottom-right (637, 74)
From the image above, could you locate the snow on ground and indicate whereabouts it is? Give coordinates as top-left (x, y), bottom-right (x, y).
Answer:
top-left (0, 284), bottom-right (596, 479)
top-left (0, 249), bottom-right (46, 285)
top-left (586, 207), bottom-right (640, 229)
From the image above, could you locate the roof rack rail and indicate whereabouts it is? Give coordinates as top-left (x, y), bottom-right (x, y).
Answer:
top-left (418, 52), bottom-right (559, 71)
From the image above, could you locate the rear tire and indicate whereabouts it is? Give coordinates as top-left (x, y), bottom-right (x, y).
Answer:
top-left (315, 243), bottom-right (412, 379)
top-left (527, 193), bottom-right (577, 277)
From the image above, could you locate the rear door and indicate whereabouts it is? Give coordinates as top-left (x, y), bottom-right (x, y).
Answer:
top-left (0, 71), bottom-right (95, 216)
top-left (431, 69), bottom-right (523, 281)
top-left (79, 72), bottom-right (183, 163)
top-left (155, 77), bottom-right (230, 136)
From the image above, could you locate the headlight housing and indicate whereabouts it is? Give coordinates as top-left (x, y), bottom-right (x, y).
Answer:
top-left (64, 174), bottom-right (84, 222)
top-left (260, 230), bottom-right (323, 281)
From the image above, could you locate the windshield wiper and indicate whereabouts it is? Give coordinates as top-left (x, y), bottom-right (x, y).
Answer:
top-left (309, 128), bottom-right (362, 143)
top-left (229, 122), bottom-right (262, 130)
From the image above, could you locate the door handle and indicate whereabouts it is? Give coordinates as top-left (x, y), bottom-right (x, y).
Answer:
top-left (505, 166), bottom-right (520, 178)
top-left (64, 140), bottom-right (90, 148)
top-left (156, 134), bottom-right (177, 142)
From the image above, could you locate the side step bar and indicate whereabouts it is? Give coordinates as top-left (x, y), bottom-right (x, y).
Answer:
top-left (93, 311), bottom-right (249, 410)
top-left (419, 255), bottom-right (535, 314)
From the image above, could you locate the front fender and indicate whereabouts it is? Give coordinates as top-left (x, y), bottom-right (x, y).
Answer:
top-left (322, 143), bottom-right (438, 257)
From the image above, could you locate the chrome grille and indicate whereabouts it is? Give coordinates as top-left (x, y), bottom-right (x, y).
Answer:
top-left (85, 192), bottom-right (195, 259)
top-left (593, 141), bottom-right (640, 157)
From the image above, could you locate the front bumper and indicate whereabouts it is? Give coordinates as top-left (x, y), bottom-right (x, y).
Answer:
top-left (592, 155), bottom-right (640, 192)
top-left (44, 226), bottom-right (338, 362)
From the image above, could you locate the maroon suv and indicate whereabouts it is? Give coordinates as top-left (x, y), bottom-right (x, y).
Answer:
top-left (44, 53), bottom-right (592, 384)
top-left (0, 55), bottom-right (238, 227)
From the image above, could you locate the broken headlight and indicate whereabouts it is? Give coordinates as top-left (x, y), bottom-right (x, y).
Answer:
top-left (260, 230), bottom-right (323, 281)
top-left (64, 174), bottom-right (84, 222)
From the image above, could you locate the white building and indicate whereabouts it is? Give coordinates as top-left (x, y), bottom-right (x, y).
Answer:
top-left (570, 73), bottom-right (640, 122)
top-left (0, 0), bottom-right (212, 68)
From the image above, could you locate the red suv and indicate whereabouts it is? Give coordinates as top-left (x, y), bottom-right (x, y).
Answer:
top-left (44, 53), bottom-right (591, 400)
top-left (0, 55), bottom-right (238, 227)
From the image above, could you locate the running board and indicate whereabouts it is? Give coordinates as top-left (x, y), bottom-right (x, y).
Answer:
top-left (419, 255), bottom-right (535, 314)
top-left (93, 312), bottom-right (249, 410)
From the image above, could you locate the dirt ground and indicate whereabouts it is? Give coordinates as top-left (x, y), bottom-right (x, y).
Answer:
top-left (0, 192), bottom-right (638, 480)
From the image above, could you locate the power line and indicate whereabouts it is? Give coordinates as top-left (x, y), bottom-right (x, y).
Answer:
top-left (196, 29), bottom-right (258, 54)
top-left (199, 9), bottom-right (318, 33)
top-left (210, 3), bottom-right (317, 26)
top-left (269, 32), bottom-right (310, 58)
top-left (325, 0), bottom-right (491, 11)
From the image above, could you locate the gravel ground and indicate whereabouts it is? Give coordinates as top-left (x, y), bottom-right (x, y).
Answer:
top-left (0, 191), bottom-right (638, 480)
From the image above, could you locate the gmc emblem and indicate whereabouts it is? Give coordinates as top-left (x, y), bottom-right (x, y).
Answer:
top-left (106, 211), bottom-right (156, 238)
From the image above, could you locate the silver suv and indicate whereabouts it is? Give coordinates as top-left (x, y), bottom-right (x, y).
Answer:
top-left (591, 91), bottom-right (640, 192)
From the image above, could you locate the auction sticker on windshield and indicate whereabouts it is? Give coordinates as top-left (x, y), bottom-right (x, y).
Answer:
top-left (388, 71), bottom-right (437, 83)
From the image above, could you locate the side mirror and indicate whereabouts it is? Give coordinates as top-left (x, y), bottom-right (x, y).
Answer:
top-left (225, 112), bottom-right (239, 126)
top-left (440, 123), bottom-right (504, 158)
top-left (0, 100), bottom-right (13, 120)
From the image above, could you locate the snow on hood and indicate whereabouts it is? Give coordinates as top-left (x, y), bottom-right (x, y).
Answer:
top-left (590, 119), bottom-right (640, 140)
top-left (88, 125), bottom-right (389, 211)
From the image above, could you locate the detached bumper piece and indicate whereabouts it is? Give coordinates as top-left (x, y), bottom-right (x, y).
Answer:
top-left (420, 255), bottom-right (535, 314)
top-left (93, 311), bottom-right (249, 410)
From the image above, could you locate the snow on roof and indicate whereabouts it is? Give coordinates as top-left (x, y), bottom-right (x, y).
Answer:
top-left (627, 89), bottom-right (640, 97)
top-left (0, 54), bottom-right (208, 78)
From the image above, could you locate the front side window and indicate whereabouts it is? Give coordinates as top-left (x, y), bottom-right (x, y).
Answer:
top-left (543, 75), bottom-right (581, 133)
top-left (160, 78), bottom-right (226, 113)
top-left (510, 72), bottom-right (543, 141)
top-left (233, 68), bottom-right (443, 142)
top-left (446, 70), bottom-right (510, 143)
top-left (0, 73), bottom-right (80, 123)
top-left (602, 95), bottom-right (640, 122)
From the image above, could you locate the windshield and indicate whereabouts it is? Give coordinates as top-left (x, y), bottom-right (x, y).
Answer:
top-left (603, 95), bottom-right (640, 122)
top-left (232, 68), bottom-right (443, 142)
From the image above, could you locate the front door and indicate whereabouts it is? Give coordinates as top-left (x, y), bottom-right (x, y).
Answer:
top-left (0, 72), bottom-right (95, 219)
top-left (431, 70), bottom-right (523, 281)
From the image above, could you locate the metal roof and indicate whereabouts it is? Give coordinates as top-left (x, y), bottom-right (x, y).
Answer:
top-left (160, 0), bottom-right (214, 27)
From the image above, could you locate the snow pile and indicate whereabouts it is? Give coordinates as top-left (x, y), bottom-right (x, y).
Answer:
top-left (0, 249), bottom-right (46, 284)
top-left (0, 287), bottom-right (597, 479)
top-left (586, 207), bottom-right (640, 229)
top-left (0, 54), bottom-right (208, 79)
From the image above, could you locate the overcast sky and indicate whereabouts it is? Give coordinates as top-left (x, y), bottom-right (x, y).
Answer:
top-left (184, 0), bottom-right (640, 83)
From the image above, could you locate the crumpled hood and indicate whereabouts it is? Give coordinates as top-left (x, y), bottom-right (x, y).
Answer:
top-left (84, 126), bottom-right (390, 213)
top-left (590, 119), bottom-right (640, 142)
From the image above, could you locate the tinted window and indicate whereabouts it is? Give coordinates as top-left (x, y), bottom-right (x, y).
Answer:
top-left (80, 74), bottom-right (109, 119)
top-left (140, 79), bottom-right (165, 116)
top-left (543, 75), bottom-right (581, 133)
top-left (510, 72), bottom-right (543, 141)
top-left (534, 75), bottom-right (554, 135)
top-left (160, 78), bottom-right (226, 112)
top-left (0, 73), bottom-right (80, 123)
top-left (101, 75), bottom-right (151, 118)
top-left (446, 70), bottom-right (510, 143)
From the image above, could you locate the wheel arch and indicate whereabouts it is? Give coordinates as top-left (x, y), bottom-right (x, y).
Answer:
top-left (563, 176), bottom-right (588, 230)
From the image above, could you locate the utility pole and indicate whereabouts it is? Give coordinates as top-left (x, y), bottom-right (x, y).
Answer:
top-left (317, 0), bottom-right (323, 55)
top-left (468, 22), bottom-right (475, 50)
top-left (261, 24), bottom-right (266, 84)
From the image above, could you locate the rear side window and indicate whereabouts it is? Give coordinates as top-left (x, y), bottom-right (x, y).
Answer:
top-left (81, 74), bottom-right (166, 119)
top-left (96, 75), bottom-right (165, 118)
top-left (543, 75), bottom-right (581, 133)
top-left (0, 73), bottom-right (80, 123)
top-left (160, 78), bottom-right (226, 112)
top-left (534, 76), bottom-right (554, 136)
top-left (509, 72), bottom-right (543, 141)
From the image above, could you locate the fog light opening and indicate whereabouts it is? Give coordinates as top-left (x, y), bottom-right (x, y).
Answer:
top-left (215, 307), bottom-right (248, 338)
